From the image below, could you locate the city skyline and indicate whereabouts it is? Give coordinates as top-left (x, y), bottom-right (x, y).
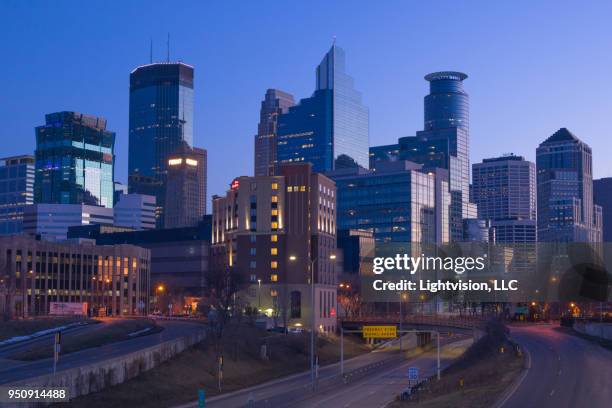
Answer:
top-left (2, 1), bottom-right (612, 203)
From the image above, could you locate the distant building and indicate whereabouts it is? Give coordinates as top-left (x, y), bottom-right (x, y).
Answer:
top-left (212, 163), bottom-right (338, 333)
top-left (114, 194), bottom-right (156, 230)
top-left (113, 181), bottom-right (128, 206)
top-left (369, 144), bottom-right (399, 170)
top-left (23, 203), bottom-right (114, 241)
top-left (0, 235), bottom-right (150, 318)
top-left (164, 142), bottom-right (207, 228)
top-left (472, 154), bottom-right (536, 243)
top-left (328, 160), bottom-right (450, 244)
top-left (463, 219), bottom-right (490, 242)
top-left (68, 218), bottom-right (211, 298)
top-left (254, 89), bottom-right (295, 176)
top-left (594, 178), bottom-right (612, 242)
top-left (34, 112), bottom-right (115, 208)
top-left (336, 229), bottom-right (374, 275)
top-left (276, 44), bottom-right (369, 173)
top-left (536, 128), bottom-right (602, 242)
top-left (0, 155), bottom-right (34, 235)
top-left (128, 62), bottom-right (195, 226)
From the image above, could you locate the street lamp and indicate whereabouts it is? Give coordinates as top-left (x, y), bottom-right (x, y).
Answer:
top-left (289, 252), bottom-right (336, 390)
top-left (257, 278), bottom-right (262, 310)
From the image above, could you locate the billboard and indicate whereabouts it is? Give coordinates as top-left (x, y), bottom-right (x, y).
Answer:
top-left (49, 302), bottom-right (88, 316)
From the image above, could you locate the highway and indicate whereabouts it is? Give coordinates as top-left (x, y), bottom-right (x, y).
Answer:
top-left (500, 324), bottom-right (612, 408)
top-left (177, 330), bottom-right (473, 408)
top-left (0, 319), bottom-right (205, 385)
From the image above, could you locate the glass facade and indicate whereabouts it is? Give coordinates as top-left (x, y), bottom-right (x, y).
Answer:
top-left (128, 62), bottom-right (194, 224)
top-left (34, 112), bottom-right (115, 208)
top-left (331, 166), bottom-right (436, 243)
top-left (276, 44), bottom-right (369, 173)
top-left (0, 156), bottom-right (34, 235)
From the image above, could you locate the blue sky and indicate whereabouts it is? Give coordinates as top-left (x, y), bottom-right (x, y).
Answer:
top-left (1, 1), bottom-right (612, 202)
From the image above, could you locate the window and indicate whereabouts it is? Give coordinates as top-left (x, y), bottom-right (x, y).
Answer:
top-left (300, 186), bottom-right (306, 192)
top-left (271, 195), bottom-right (278, 203)
top-left (271, 261), bottom-right (278, 269)
top-left (250, 235), bottom-right (257, 243)
top-left (271, 248), bottom-right (278, 255)
top-left (270, 235), bottom-right (278, 242)
top-left (271, 209), bottom-right (278, 216)
top-left (270, 274), bottom-right (278, 282)
top-left (249, 261), bottom-right (256, 269)
top-left (271, 183), bottom-right (279, 190)
top-left (250, 248), bottom-right (256, 256)
top-left (250, 274), bottom-right (256, 282)
top-left (287, 186), bottom-right (293, 192)
top-left (290, 291), bottom-right (301, 318)
top-left (271, 221), bottom-right (278, 229)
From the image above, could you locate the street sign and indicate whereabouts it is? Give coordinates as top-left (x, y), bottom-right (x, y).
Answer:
top-left (408, 366), bottom-right (419, 381)
top-left (362, 325), bottom-right (397, 339)
top-left (197, 389), bottom-right (205, 407)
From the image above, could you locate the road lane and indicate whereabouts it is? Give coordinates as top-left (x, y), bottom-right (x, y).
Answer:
top-left (501, 324), bottom-right (612, 408)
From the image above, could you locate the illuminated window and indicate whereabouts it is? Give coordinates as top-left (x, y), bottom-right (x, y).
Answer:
top-left (271, 248), bottom-right (278, 255)
top-left (271, 235), bottom-right (278, 242)
top-left (271, 261), bottom-right (278, 269)
top-left (270, 289), bottom-right (278, 296)
top-left (271, 183), bottom-right (279, 190)
top-left (271, 209), bottom-right (278, 216)
top-left (271, 221), bottom-right (278, 229)
top-left (271, 274), bottom-right (278, 282)
top-left (287, 186), bottom-right (293, 192)
top-left (300, 186), bottom-right (306, 192)
top-left (185, 158), bottom-right (198, 166)
top-left (271, 196), bottom-right (278, 203)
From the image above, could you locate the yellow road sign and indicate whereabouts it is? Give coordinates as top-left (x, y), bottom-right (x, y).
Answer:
top-left (363, 325), bottom-right (397, 339)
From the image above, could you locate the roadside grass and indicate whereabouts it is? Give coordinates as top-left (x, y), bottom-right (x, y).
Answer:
top-left (389, 320), bottom-right (525, 408)
top-left (9, 318), bottom-right (159, 360)
top-left (60, 323), bottom-right (369, 408)
top-left (0, 317), bottom-right (96, 342)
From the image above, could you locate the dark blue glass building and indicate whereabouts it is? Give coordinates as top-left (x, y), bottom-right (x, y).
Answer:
top-left (0, 155), bottom-right (34, 235)
top-left (34, 112), bottom-right (115, 208)
top-left (276, 44), bottom-right (369, 173)
top-left (128, 62), bottom-right (194, 224)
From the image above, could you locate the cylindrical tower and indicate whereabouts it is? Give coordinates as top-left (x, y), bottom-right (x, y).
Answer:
top-left (424, 71), bottom-right (469, 131)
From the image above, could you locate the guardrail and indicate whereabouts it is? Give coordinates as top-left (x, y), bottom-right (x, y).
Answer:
top-left (341, 315), bottom-right (486, 330)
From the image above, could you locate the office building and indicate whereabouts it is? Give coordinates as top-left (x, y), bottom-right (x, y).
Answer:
top-left (254, 89), bottom-right (295, 176)
top-left (369, 144), bottom-right (399, 170)
top-left (276, 44), bottom-right (369, 173)
top-left (113, 181), bottom-right (128, 206)
top-left (128, 62), bottom-right (194, 226)
top-left (23, 203), bottom-right (114, 241)
top-left (0, 235), bottom-right (150, 318)
top-left (594, 178), bottom-right (612, 242)
top-left (536, 128), bottom-right (602, 242)
top-left (336, 229), bottom-right (374, 275)
top-left (397, 72), bottom-right (475, 241)
top-left (211, 163), bottom-right (338, 332)
top-left (68, 218), bottom-right (211, 299)
top-left (114, 194), bottom-right (156, 230)
top-left (164, 142), bottom-right (207, 228)
top-left (472, 154), bottom-right (536, 243)
top-left (329, 160), bottom-right (449, 244)
top-left (34, 112), bottom-right (115, 208)
top-left (0, 155), bottom-right (34, 235)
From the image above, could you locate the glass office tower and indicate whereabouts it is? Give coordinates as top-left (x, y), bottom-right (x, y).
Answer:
top-left (34, 112), bottom-right (115, 208)
top-left (277, 44), bottom-right (369, 173)
top-left (128, 62), bottom-right (194, 225)
top-left (0, 155), bottom-right (35, 235)
top-left (398, 72), bottom-right (473, 241)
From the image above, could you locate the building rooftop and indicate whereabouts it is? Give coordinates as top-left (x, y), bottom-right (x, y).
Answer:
top-left (424, 71), bottom-right (468, 82)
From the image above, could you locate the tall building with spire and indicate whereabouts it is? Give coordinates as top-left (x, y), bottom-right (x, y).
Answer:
top-left (276, 44), bottom-right (369, 173)
top-left (536, 128), bottom-right (602, 242)
top-left (128, 62), bottom-right (194, 227)
top-left (254, 89), bottom-right (295, 176)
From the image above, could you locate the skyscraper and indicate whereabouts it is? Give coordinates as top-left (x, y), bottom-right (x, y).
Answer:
top-left (593, 178), bottom-right (612, 242)
top-left (114, 193), bottom-right (156, 230)
top-left (34, 112), bottom-right (115, 208)
top-left (396, 72), bottom-right (475, 241)
top-left (164, 142), bottom-right (207, 228)
top-left (254, 89), bottom-right (295, 176)
top-left (0, 155), bottom-right (34, 235)
top-left (536, 128), bottom-right (602, 242)
top-left (276, 44), bottom-right (369, 173)
top-left (128, 62), bottom-right (194, 226)
top-left (472, 154), bottom-right (536, 243)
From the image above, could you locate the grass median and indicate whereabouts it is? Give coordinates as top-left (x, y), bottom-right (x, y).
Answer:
top-left (0, 317), bottom-right (96, 342)
top-left (61, 323), bottom-right (369, 408)
top-left (9, 318), bottom-right (159, 361)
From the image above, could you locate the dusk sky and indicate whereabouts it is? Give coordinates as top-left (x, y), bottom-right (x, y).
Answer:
top-left (1, 0), bottom-right (612, 202)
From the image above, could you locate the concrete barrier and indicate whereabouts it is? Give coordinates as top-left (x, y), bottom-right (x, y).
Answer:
top-left (573, 321), bottom-right (612, 341)
top-left (4, 329), bottom-right (206, 407)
